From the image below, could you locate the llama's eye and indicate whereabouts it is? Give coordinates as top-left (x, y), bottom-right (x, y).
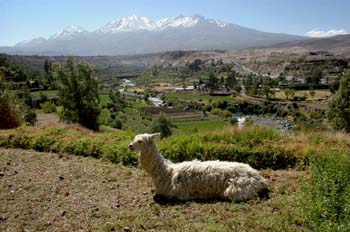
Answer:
top-left (137, 141), bottom-right (142, 143)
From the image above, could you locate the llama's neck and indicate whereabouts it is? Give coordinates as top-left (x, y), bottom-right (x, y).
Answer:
top-left (139, 141), bottom-right (172, 179)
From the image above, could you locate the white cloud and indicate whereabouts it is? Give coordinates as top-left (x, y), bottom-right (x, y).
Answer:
top-left (305, 29), bottom-right (349, 38)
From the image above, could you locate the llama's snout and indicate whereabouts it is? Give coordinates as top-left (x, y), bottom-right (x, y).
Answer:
top-left (129, 143), bottom-right (134, 151)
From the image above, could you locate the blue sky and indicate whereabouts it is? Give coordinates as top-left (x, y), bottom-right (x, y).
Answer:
top-left (0, 0), bottom-right (349, 46)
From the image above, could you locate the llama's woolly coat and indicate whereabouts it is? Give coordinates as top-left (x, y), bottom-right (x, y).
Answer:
top-left (129, 133), bottom-right (268, 202)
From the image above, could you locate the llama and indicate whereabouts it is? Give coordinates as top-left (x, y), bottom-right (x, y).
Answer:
top-left (129, 133), bottom-right (268, 202)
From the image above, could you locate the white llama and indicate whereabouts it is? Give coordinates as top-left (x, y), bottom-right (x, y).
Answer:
top-left (129, 133), bottom-right (268, 201)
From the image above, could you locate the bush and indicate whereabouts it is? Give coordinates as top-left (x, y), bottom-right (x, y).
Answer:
top-left (40, 101), bottom-right (57, 113)
top-left (23, 110), bottom-right (37, 126)
top-left (158, 127), bottom-right (299, 170)
top-left (303, 150), bottom-right (350, 231)
top-left (151, 113), bottom-right (172, 138)
top-left (0, 127), bottom-right (137, 165)
top-left (0, 92), bottom-right (21, 129)
top-left (211, 108), bottom-right (222, 116)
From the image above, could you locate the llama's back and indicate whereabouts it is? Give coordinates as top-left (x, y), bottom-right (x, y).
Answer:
top-left (168, 160), bottom-right (267, 201)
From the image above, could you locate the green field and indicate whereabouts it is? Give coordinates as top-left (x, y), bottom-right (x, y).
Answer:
top-left (98, 94), bottom-right (109, 106)
top-left (165, 92), bottom-right (237, 104)
top-left (30, 90), bottom-right (58, 100)
top-left (174, 119), bottom-right (226, 134)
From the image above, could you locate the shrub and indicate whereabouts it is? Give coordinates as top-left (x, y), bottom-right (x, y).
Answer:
top-left (151, 113), bottom-right (172, 138)
top-left (211, 108), bottom-right (222, 116)
top-left (303, 150), bottom-right (350, 231)
top-left (23, 110), bottom-right (37, 126)
top-left (40, 101), bottom-right (57, 113)
top-left (0, 92), bottom-right (21, 129)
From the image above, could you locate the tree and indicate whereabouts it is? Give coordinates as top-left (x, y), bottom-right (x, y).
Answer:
top-left (106, 90), bottom-right (125, 113)
top-left (44, 59), bottom-right (54, 88)
top-left (327, 71), bottom-right (350, 132)
top-left (188, 59), bottom-right (202, 72)
top-left (151, 113), bottom-right (172, 138)
top-left (207, 72), bottom-right (219, 94)
top-left (56, 57), bottom-right (100, 131)
top-left (306, 68), bottom-right (322, 85)
top-left (226, 72), bottom-right (237, 89)
top-left (261, 85), bottom-right (272, 99)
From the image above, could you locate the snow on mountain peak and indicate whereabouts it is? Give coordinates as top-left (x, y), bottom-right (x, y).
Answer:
top-left (49, 25), bottom-right (88, 40)
top-left (98, 15), bottom-right (156, 33)
top-left (156, 16), bottom-right (200, 29)
top-left (97, 15), bottom-right (229, 33)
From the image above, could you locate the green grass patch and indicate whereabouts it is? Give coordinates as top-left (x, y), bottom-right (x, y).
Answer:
top-left (99, 94), bottom-right (109, 106)
top-left (165, 92), bottom-right (237, 103)
top-left (30, 90), bottom-right (58, 100)
top-left (174, 120), bottom-right (226, 134)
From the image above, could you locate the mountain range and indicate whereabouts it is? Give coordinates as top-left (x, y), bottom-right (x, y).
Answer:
top-left (1, 15), bottom-right (307, 56)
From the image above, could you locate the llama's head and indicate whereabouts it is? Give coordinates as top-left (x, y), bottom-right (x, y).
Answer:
top-left (129, 133), bottom-right (161, 152)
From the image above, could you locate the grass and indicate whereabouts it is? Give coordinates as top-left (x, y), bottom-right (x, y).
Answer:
top-left (1, 123), bottom-right (350, 231)
top-left (1, 125), bottom-right (350, 170)
top-left (30, 90), bottom-right (58, 100)
top-left (99, 93), bottom-right (109, 106)
top-left (174, 120), bottom-right (226, 134)
top-left (0, 126), bottom-right (137, 165)
top-left (0, 148), bottom-right (306, 232)
top-left (165, 92), bottom-right (237, 104)
top-left (274, 90), bottom-right (331, 101)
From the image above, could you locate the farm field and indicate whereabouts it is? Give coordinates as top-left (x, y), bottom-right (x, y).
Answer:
top-left (164, 92), bottom-right (237, 104)
top-left (274, 89), bottom-right (331, 101)
top-left (174, 120), bottom-right (226, 134)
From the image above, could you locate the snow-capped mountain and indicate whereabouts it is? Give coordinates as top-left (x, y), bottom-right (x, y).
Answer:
top-left (96, 15), bottom-right (213, 33)
top-left (97, 15), bottom-right (155, 33)
top-left (5, 15), bottom-right (305, 56)
top-left (96, 15), bottom-right (228, 33)
top-left (49, 25), bottom-right (88, 39)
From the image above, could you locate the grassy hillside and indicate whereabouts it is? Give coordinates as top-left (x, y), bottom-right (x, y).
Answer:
top-left (1, 125), bottom-right (350, 231)
top-left (0, 148), bottom-right (304, 231)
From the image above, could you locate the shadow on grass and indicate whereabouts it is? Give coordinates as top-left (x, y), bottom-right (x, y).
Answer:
top-left (153, 188), bottom-right (270, 206)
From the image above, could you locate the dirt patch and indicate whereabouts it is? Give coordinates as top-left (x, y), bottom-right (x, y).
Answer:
top-left (35, 113), bottom-right (80, 129)
top-left (0, 148), bottom-right (305, 231)
top-left (35, 113), bottom-right (61, 128)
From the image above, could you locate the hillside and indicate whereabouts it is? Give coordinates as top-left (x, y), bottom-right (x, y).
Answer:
top-left (0, 148), bottom-right (303, 231)
top-left (272, 34), bottom-right (350, 57)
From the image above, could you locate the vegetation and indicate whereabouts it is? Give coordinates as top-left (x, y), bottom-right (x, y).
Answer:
top-left (1, 52), bottom-right (350, 231)
top-left (0, 92), bottom-right (21, 129)
top-left (303, 150), bottom-right (350, 231)
top-left (56, 57), bottom-right (100, 131)
top-left (151, 113), bottom-right (173, 138)
top-left (327, 71), bottom-right (350, 132)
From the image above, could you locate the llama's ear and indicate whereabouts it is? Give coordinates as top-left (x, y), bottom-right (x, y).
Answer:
top-left (150, 133), bottom-right (161, 139)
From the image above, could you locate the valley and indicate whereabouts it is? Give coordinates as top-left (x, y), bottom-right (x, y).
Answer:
top-left (1, 5), bottom-right (350, 231)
